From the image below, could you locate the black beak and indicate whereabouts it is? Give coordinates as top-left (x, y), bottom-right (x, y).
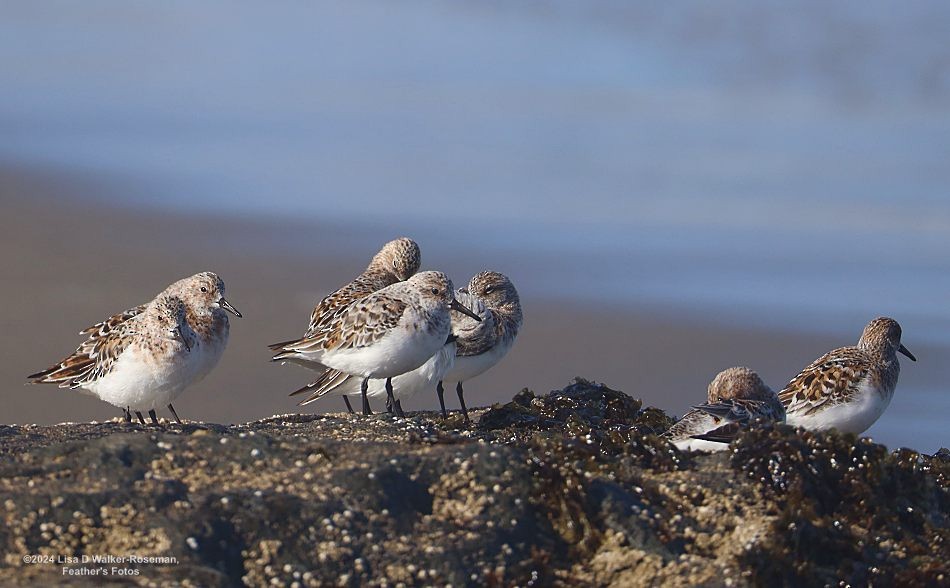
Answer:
top-left (219, 297), bottom-right (242, 318)
top-left (173, 327), bottom-right (191, 352)
top-left (898, 343), bottom-right (916, 362)
top-left (450, 298), bottom-right (481, 321)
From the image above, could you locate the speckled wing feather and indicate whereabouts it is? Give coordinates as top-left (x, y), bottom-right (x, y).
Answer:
top-left (663, 408), bottom-right (722, 443)
top-left (277, 294), bottom-right (408, 355)
top-left (688, 398), bottom-right (784, 444)
top-left (778, 347), bottom-right (871, 417)
top-left (29, 316), bottom-right (138, 388)
top-left (453, 292), bottom-right (496, 357)
top-left (664, 397), bottom-right (784, 445)
top-left (288, 368), bottom-right (352, 403)
top-left (78, 305), bottom-right (146, 336)
top-left (304, 273), bottom-right (392, 336)
top-left (693, 399), bottom-right (756, 423)
top-left (268, 273), bottom-right (396, 353)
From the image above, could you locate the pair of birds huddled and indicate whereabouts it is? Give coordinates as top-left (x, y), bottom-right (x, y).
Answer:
top-left (663, 317), bottom-right (916, 451)
top-left (28, 272), bottom-right (240, 424)
top-left (28, 238), bottom-right (524, 424)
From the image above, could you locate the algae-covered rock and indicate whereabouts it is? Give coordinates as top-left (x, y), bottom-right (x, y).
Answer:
top-left (731, 423), bottom-right (950, 586)
top-left (0, 379), bottom-right (946, 587)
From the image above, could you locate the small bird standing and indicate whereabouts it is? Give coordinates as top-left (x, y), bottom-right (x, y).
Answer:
top-left (439, 271), bottom-right (523, 422)
top-left (29, 295), bottom-right (196, 423)
top-left (269, 237), bottom-right (421, 412)
top-left (277, 271), bottom-right (480, 415)
top-left (663, 366), bottom-right (785, 452)
top-left (28, 272), bottom-right (241, 424)
top-left (778, 317), bottom-right (915, 435)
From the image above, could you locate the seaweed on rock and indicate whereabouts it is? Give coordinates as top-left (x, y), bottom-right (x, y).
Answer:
top-left (731, 423), bottom-right (950, 586)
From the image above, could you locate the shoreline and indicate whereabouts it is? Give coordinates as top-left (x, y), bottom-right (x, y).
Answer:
top-left (2, 163), bottom-right (946, 452)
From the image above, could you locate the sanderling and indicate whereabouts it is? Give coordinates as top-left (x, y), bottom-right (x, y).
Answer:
top-left (278, 271), bottom-right (480, 415)
top-left (28, 272), bottom-right (241, 424)
top-left (269, 237), bottom-right (421, 412)
top-left (778, 317), bottom-right (915, 435)
top-left (663, 367), bottom-right (785, 452)
top-left (28, 295), bottom-right (197, 423)
top-left (439, 271), bottom-right (523, 422)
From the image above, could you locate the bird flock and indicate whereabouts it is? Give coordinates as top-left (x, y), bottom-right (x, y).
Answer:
top-left (27, 237), bottom-right (914, 451)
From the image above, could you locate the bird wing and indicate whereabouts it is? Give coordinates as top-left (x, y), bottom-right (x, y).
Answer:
top-left (29, 315), bottom-right (138, 387)
top-left (662, 408), bottom-right (720, 443)
top-left (274, 293), bottom-right (409, 357)
top-left (305, 278), bottom-right (371, 335)
top-left (269, 273), bottom-right (394, 353)
top-left (777, 348), bottom-right (871, 417)
top-left (289, 369), bottom-right (355, 404)
top-left (78, 304), bottom-right (146, 336)
top-left (688, 398), bottom-right (784, 444)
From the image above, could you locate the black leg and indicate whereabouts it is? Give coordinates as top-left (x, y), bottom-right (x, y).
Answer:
top-left (361, 378), bottom-right (373, 416)
top-left (386, 379), bottom-right (404, 417)
top-left (436, 381), bottom-right (447, 419)
top-left (123, 407), bottom-right (132, 423)
top-left (456, 381), bottom-right (470, 423)
top-left (168, 404), bottom-right (183, 424)
top-left (135, 411), bottom-right (146, 425)
top-left (342, 395), bottom-right (355, 414)
top-left (148, 409), bottom-right (158, 425)
top-left (386, 378), bottom-right (406, 418)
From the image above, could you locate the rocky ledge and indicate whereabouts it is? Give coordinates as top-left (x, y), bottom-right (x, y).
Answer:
top-left (0, 379), bottom-right (947, 587)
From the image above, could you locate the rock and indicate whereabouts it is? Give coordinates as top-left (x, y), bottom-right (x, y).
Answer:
top-left (0, 379), bottom-right (946, 586)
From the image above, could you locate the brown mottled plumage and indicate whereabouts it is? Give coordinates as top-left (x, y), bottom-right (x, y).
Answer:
top-left (28, 295), bottom-right (194, 388)
top-left (28, 272), bottom-right (239, 422)
top-left (282, 271), bottom-right (480, 415)
top-left (778, 317), bottom-right (915, 434)
top-left (663, 367), bottom-right (785, 451)
top-left (269, 237), bottom-right (420, 355)
top-left (440, 271), bottom-right (523, 421)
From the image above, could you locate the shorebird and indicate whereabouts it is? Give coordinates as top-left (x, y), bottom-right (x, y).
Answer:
top-left (778, 317), bottom-right (915, 434)
top-left (269, 237), bottom-right (420, 412)
top-left (28, 272), bottom-right (241, 424)
top-left (29, 295), bottom-right (195, 423)
top-left (275, 271), bottom-right (480, 415)
top-left (439, 271), bottom-right (523, 422)
top-left (289, 336), bottom-right (458, 416)
top-left (663, 367), bottom-right (785, 452)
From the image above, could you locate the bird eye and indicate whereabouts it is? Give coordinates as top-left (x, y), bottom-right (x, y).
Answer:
top-left (484, 286), bottom-right (494, 294)
top-left (200, 287), bottom-right (208, 293)
top-left (431, 288), bottom-right (439, 295)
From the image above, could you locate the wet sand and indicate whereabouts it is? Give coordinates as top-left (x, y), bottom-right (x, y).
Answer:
top-left (1, 164), bottom-right (946, 451)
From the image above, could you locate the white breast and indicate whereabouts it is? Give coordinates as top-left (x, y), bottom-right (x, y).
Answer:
top-left (85, 344), bottom-right (193, 411)
top-left (672, 438), bottom-right (730, 453)
top-left (331, 342), bottom-right (456, 401)
top-left (786, 379), bottom-right (890, 435)
top-left (321, 316), bottom-right (449, 379)
top-left (443, 336), bottom-right (513, 384)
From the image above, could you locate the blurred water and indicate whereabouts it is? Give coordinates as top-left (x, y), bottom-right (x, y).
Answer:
top-left (1, 1), bottom-right (949, 448)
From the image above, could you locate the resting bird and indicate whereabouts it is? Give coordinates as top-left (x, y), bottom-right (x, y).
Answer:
top-left (663, 366), bottom-right (785, 452)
